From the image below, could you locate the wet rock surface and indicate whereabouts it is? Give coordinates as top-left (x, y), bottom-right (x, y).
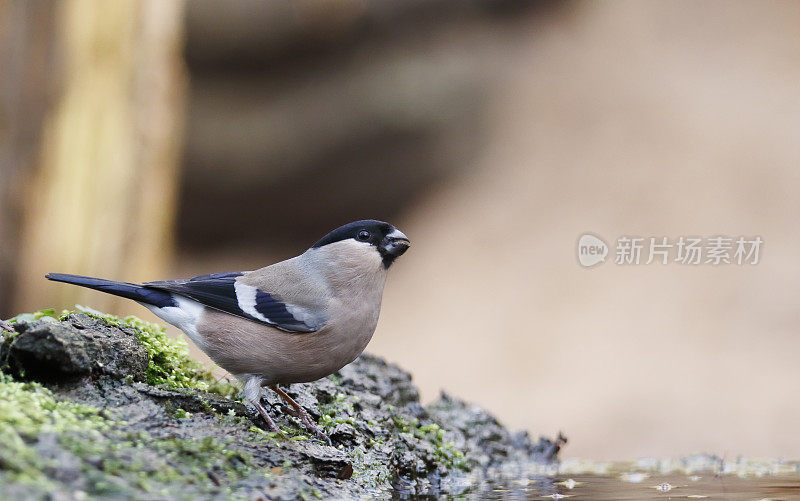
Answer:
top-left (0, 313), bottom-right (563, 499)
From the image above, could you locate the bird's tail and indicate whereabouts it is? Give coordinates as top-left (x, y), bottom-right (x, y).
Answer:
top-left (45, 273), bottom-right (175, 307)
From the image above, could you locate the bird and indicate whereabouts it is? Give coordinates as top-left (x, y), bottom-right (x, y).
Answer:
top-left (46, 219), bottom-right (410, 443)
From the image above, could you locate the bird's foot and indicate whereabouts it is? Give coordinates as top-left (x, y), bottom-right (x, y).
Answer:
top-left (298, 413), bottom-right (332, 446)
top-left (0, 320), bottom-right (13, 332)
top-left (279, 404), bottom-right (300, 419)
top-left (253, 401), bottom-right (280, 432)
top-left (313, 429), bottom-right (333, 446)
top-left (271, 385), bottom-right (332, 446)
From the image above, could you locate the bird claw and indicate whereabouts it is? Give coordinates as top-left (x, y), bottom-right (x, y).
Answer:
top-left (269, 385), bottom-right (331, 445)
top-left (280, 404), bottom-right (300, 418)
top-left (253, 401), bottom-right (280, 432)
top-left (0, 320), bottom-right (14, 332)
top-left (314, 428), bottom-right (333, 447)
top-left (257, 400), bottom-right (330, 444)
top-left (306, 423), bottom-right (332, 446)
top-left (294, 410), bottom-right (331, 445)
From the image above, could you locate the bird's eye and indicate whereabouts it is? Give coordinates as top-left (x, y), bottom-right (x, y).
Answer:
top-left (357, 230), bottom-right (371, 241)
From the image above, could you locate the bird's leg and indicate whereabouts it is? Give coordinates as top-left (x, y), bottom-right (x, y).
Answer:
top-left (267, 386), bottom-right (300, 418)
top-left (244, 376), bottom-right (279, 432)
top-left (0, 320), bottom-right (13, 332)
top-left (270, 385), bottom-right (331, 445)
top-left (253, 400), bottom-right (280, 432)
top-left (260, 388), bottom-right (303, 421)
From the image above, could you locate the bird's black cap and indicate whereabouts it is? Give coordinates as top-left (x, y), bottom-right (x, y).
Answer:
top-left (311, 220), bottom-right (395, 249)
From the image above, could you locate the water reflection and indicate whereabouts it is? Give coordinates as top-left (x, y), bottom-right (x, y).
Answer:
top-left (465, 458), bottom-right (800, 500)
top-left (475, 474), bottom-right (798, 500)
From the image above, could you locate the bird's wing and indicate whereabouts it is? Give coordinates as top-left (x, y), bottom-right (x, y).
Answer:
top-left (144, 272), bottom-right (320, 333)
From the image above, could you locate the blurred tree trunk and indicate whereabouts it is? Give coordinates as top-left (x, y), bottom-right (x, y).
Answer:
top-left (2, 0), bottom-right (186, 315)
top-left (0, 1), bottom-right (57, 315)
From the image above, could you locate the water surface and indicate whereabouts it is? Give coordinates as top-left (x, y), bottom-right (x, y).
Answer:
top-left (467, 458), bottom-right (800, 500)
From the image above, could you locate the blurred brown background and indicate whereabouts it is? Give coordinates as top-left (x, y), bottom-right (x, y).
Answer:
top-left (2, 0), bottom-right (799, 460)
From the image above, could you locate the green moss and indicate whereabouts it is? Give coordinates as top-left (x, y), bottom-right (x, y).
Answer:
top-left (174, 408), bottom-right (192, 419)
top-left (318, 392), bottom-right (357, 430)
top-left (0, 373), bottom-right (109, 435)
top-left (3, 309), bottom-right (60, 353)
top-left (0, 372), bottom-right (255, 495)
top-left (0, 371), bottom-right (264, 497)
top-left (247, 423), bottom-right (310, 443)
top-left (391, 415), bottom-right (467, 471)
top-left (57, 431), bottom-right (256, 497)
top-left (349, 444), bottom-right (393, 486)
top-left (146, 436), bottom-right (253, 482)
top-left (298, 486), bottom-right (324, 500)
top-left (417, 423), bottom-right (467, 470)
top-left (0, 372), bottom-right (110, 483)
top-left (6, 308), bottom-right (62, 325)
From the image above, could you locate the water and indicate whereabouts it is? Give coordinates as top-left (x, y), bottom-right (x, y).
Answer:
top-left (463, 458), bottom-right (800, 500)
top-left (481, 474), bottom-right (799, 500)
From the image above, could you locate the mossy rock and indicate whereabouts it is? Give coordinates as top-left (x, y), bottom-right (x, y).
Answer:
top-left (0, 309), bottom-right (562, 499)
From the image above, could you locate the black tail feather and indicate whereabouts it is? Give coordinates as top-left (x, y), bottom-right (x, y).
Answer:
top-left (45, 273), bottom-right (176, 308)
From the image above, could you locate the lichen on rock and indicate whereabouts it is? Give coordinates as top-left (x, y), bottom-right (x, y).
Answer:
top-left (0, 310), bottom-right (563, 499)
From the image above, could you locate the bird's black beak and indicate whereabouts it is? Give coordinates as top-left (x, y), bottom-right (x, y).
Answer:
top-left (379, 228), bottom-right (410, 266)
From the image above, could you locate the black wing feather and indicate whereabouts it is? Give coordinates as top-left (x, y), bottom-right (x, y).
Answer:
top-left (144, 272), bottom-right (315, 333)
